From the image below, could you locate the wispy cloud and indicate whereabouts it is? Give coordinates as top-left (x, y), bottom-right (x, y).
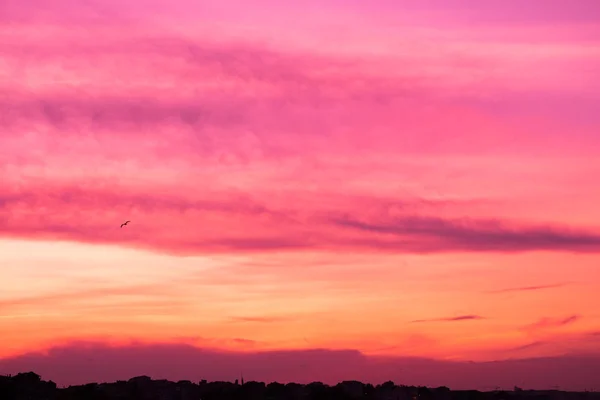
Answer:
top-left (231, 338), bottom-right (257, 345)
top-left (0, 283), bottom-right (170, 310)
top-left (487, 283), bottom-right (569, 294)
top-left (411, 315), bottom-right (485, 323)
top-left (229, 316), bottom-right (292, 323)
top-left (510, 341), bottom-right (547, 352)
top-left (496, 330), bottom-right (600, 359)
top-left (523, 315), bottom-right (581, 333)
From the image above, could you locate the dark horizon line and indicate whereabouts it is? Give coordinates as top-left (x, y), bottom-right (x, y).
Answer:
top-left (2, 371), bottom-right (598, 394)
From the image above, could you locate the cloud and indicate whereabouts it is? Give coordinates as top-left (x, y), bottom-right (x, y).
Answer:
top-left (496, 330), bottom-right (600, 359)
top-left (411, 315), bottom-right (484, 323)
top-left (0, 283), bottom-right (185, 315)
top-left (523, 315), bottom-right (581, 333)
top-left (3, 19), bottom-right (598, 142)
top-left (558, 315), bottom-right (580, 326)
top-left (510, 341), bottom-right (547, 352)
top-left (0, 184), bottom-right (598, 255)
top-left (3, 184), bottom-right (600, 255)
top-left (230, 316), bottom-right (292, 323)
top-left (487, 283), bottom-right (569, 294)
top-left (2, 5), bottom-right (600, 259)
top-left (231, 338), bottom-right (257, 345)
top-left (0, 34), bottom-right (434, 112)
top-left (333, 215), bottom-right (600, 253)
top-left (408, 0), bottom-right (600, 25)
top-left (1, 342), bottom-right (600, 391)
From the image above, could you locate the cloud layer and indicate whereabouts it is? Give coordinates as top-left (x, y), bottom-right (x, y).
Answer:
top-left (2, 2), bottom-right (600, 256)
top-left (2, 342), bottom-right (600, 391)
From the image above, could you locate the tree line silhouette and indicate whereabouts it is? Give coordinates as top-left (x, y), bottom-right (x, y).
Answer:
top-left (1, 372), bottom-right (598, 400)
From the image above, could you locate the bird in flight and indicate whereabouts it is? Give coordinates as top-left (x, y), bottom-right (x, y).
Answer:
top-left (120, 220), bottom-right (130, 228)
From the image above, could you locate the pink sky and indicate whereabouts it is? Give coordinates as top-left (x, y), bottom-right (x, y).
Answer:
top-left (1, 0), bottom-right (600, 390)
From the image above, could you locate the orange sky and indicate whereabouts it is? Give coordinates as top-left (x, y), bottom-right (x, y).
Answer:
top-left (2, 239), bottom-right (599, 361)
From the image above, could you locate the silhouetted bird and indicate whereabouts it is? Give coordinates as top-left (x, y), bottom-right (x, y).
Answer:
top-left (120, 220), bottom-right (130, 228)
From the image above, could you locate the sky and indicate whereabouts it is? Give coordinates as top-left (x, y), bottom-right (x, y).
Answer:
top-left (1, 0), bottom-right (600, 391)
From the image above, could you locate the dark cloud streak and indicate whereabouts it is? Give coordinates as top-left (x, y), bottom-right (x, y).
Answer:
top-left (332, 215), bottom-right (600, 253)
top-left (487, 283), bottom-right (569, 294)
top-left (411, 315), bottom-right (484, 323)
top-left (523, 315), bottom-right (581, 332)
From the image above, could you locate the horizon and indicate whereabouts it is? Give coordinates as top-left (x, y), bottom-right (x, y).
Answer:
top-left (2, 342), bottom-right (600, 391)
top-left (1, 0), bottom-right (600, 391)
top-left (3, 363), bottom-right (600, 394)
